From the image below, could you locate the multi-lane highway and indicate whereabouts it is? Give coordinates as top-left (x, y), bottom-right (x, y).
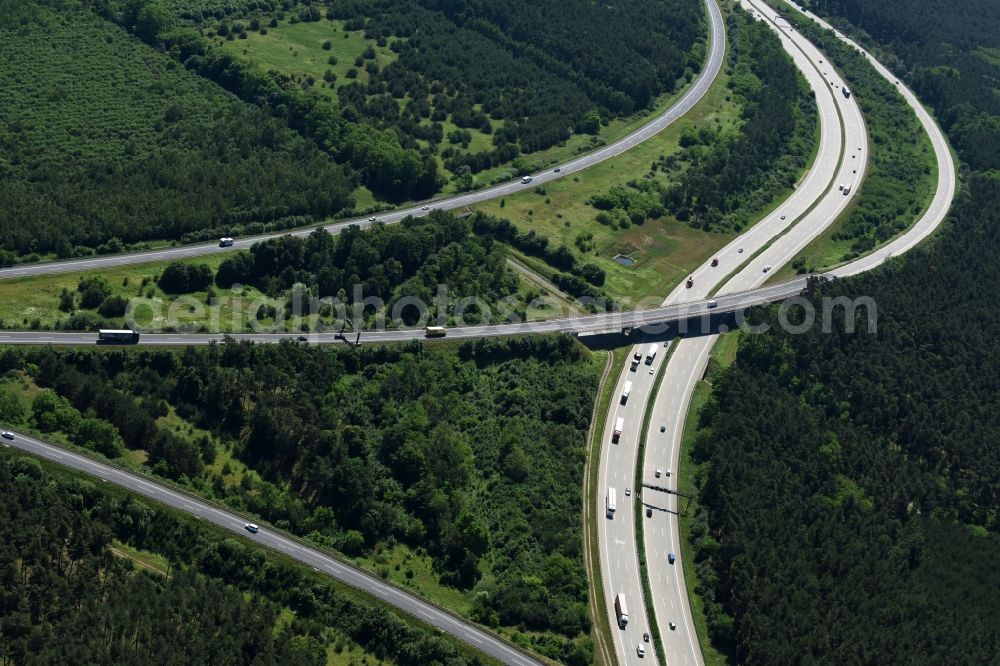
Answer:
top-left (0, 429), bottom-right (542, 666)
top-left (0, 0), bottom-right (727, 283)
top-left (634, 2), bottom-right (956, 666)
top-left (597, 340), bottom-right (669, 662)
top-left (600, 0), bottom-right (871, 661)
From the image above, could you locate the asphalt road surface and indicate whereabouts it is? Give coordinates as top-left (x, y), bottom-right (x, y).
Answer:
top-left (597, 341), bottom-right (667, 664)
top-left (0, 428), bottom-right (544, 666)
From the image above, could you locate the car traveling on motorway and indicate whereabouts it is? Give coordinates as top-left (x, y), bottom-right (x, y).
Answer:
top-left (1, 431), bottom-right (13, 441)
top-left (643, 632), bottom-right (650, 642)
top-left (636, 644), bottom-right (645, 658)
top-left (245, 523), bottom-right (259, 534)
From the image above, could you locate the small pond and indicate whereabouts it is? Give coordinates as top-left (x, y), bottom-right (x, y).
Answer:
top-left (613, 254), bottom-right (636, 267)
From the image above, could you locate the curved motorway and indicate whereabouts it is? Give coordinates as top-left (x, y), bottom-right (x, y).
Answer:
top-left (600, 0), bottom-right (869, 662)
top-left (0, 0), bottom-right (726, 283)
top-left (633, 2), bottom-right (956, 666)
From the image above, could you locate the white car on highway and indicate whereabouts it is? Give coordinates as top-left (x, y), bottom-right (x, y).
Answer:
top-left (1, 431), bottom-right (13, 441)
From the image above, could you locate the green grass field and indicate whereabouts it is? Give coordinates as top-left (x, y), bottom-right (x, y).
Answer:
top-left (0, 255), bottom-right (226, 331)
top-left (472, 66), bottom-right (742, 303)
top-left (582, 348), bottom-right (625, 666)
top-left (217, 19), bottom-right (503, 165)
top-left (216, 19), bottom-right (398, 92)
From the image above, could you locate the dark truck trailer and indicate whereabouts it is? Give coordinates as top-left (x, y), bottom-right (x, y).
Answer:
top-left (97, 329), bottom-right (139, 344)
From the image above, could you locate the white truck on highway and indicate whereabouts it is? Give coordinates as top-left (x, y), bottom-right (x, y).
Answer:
top-left (842, 85), bottom-right (851, 98)
top-left (621, 381), bottom-right (633, 404)
top-left (645, 343), bottom-right (657, 365)
top-left (606, 487), bottom-right (617, 517)
top-left (615, 592), bottom-right (629, 628)
top-left (613, 417), bottom-right (624, 444)
top-left (842, 183), bottom-right (852, 195)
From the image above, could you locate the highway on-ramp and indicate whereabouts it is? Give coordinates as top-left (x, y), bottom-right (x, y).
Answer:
top-left (0, 0), bottom-right (727, 283)
top-left (0, 428), bottom-right (544, 666)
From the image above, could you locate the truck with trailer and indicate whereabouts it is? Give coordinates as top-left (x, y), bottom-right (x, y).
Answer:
top-left (612, 417), bottom-right (624, 443)
top-left (615, 593), bottom-right (629, 628)
top-left (606, 487), bottom-right (617, 517)
top-left (97, 329), bottom-right (140, 345)
top-left (645, 343), bottom-right (657, 365)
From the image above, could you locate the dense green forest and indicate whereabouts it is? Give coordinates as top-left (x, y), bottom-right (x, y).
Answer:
top-left (686, 2), bottom-right (1000, 662)
top-left (0, 0), bottom-right (709, 258)
top-left (0, 336), bottom-right (600, 661)
top-left (587, 10), bottom-right (817, 235)
top-left (664, 11), bottom-right (816, 231)
top-left (0, 0), bottom-right (354, 259)
top-left (0, 450), bottom-right (492, 665)
top-left (214, 212), bottom-right (521, 326)
top-left (213, 210), bottom-right (608, 326)
top-left (138, 0), bottom-right (704, 178)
